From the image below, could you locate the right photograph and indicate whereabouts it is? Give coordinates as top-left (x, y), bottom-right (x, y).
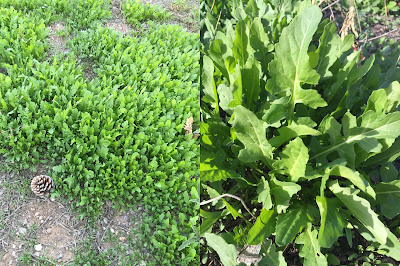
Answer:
top-left (200, 0), bottom-right (400, 265)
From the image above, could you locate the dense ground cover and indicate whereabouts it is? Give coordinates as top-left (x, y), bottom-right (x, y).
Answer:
top-left (0, 0), bottom-right (200, 265)
top-left (200, 0), bottom-right (400, 265)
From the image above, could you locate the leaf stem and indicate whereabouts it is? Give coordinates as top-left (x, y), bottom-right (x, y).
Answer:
top-left (200, 193), bottom-right (256, 220)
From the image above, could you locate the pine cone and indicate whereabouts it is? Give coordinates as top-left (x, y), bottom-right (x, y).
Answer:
top-left (31, 175), bottom-right (55, 197)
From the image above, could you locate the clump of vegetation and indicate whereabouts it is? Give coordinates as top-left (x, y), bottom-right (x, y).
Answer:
top-left (122, 0), bottom-right (171, 27)
top-left (0, 0), bottom-right (199, 265)
top-left (200, 0), bottom-right (400, 265)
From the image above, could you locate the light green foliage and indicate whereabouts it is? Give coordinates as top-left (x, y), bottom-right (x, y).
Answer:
top-left (204, 233), bottom-right (238, 266)
top-left (0, 0), bottom-right (111, 30)
top-left (0, 7), bottom-right (49, 67)
top-left (247, 209), bottom-right (275, 245)
top-left (295, 223), bottom-right (327, 266)
top-left (233, 105), bottom-right (273, 167)
top-left (273, 137), bottom-right (309, 182)
top-left (0, 3), bottom-right (199, 265)
top-left (201, 0), bottom-right (400, 264)
top-left (122, 0), bottom-right (171, 27)
top-left (375, 180), bottom-right (400, 219)
top-left (267, 5), bottom-right (326, 125)
top-left (258, 239), bottom-right (286, 266)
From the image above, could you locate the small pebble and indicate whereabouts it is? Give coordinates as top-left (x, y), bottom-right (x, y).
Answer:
top-left (57, 253), bottom-right (63, 260)
top-left (19, 227), bottom-right (27, 235)
top-left (49, 217), bottom-right (52, 220)
top-left (103, 218), bottom-right (108, 224)
top-left (34, 212), bottom-right (40, 216)
top-left (12, 244), bottom-right (16, 249)
top-left (34, 244), bottom-right (42, 251)
top-left (33, 252), bottom-right (40, 257)
top-left (30, 208), bottom-right (35, 211)
top-left (119, 237), bottom-right (126, 241)
top-left (110, 228), bottom-right (115, 233)
top-left (12, 251), bottom-right (16, 257)
top-left (39, 216), bottom-right (43, 220)
top-left (59, 206), bottom-right (62, 208)
top-left (50, 197), bottom-right (55, 201)
top-left (19, 244), bottom-right (23, 249)
top-left (8, 260), bottom-right (12, 265)
top-left (47, 228), bottom-right (52, 234)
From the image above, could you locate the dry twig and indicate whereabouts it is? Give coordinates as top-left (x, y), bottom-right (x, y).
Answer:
top-left (321, 0), bottom-right (340, 12)
top-left (200, 193), bottom-right (256, 220)
top-left (212, 10), bottom-right (222, 42)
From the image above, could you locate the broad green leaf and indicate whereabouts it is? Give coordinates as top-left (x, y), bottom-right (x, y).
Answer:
top-left (375, 180), bottom-right (400, 219)
top-left (329, 165), bottom-right (366, 191)
top-left (200, 160), bottom-right (239, 182)
top-left (218, 84), bottom-right (235, 115)
top-left (200, 210), bottom-right (228, 236)
top-left (247, 209), bottom-right (276, 245)
top-left (315, 22), bottom-right (353, 80)
top-left (295, 223), bottom-right (327, 266)
top-left (377, 68), bottom-right (400, 90)
top-left (258, 239), bottom-right (286, 266)
top-left (208, 39), bottom-right (232, 81)
top-left (384, 81), bottom-right (400, 113)
top-left (326, 49), bottom-right (358, 104)
top-left (200, 122), bottom-right (216, 150)
top-left (205, 233), bottom-right (238, 266)
top-left (244, 0), bottom-right (259, 18)
top-left (275, 201), bottom-right (309, 246)
top-left (328, 180), bottom-right (387, 244)
top-left (261, 96), bottom-right (290, 126)
top-left (270, 176), bottom-right (301, 213)
top-left (201, 152), bottom-right (240, 182)
top-left (233, 105), bottom-right (274, 168)
top-left (311, 111), bottom-right (400, 168)
top-left (202, 55), bottom-right (217, 105)
top-left (273, 137), bottom-right (308, 182)
top-left (362, 137), bottom-right (400, 167)
top-left (241, 57), bottom-right (261, 109)
top-left (250, 17), bottom-right (271, 74)
top-left (316, 196), bottom-right (347, 248)
top-left (228, 62), bottom-right (243, 108)
top-left (380, 162), bottom-right (398, 183)
top-left (232, 20), bottom-right (249, 67)
top-left (257, 176), bottom-right (273, 210)
top-left (355, 223), bottom-right (400, 261)
top-left (266, 5), bottom-right (325, 124)
top-left (269, 124), bottom-right (322, 149)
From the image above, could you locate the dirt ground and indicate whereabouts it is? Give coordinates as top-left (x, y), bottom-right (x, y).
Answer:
top-left (0, 0), bottom-right (199, 265)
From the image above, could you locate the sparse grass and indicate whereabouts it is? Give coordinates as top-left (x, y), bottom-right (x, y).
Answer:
top-left (171, 0), bottom-right (189, 11)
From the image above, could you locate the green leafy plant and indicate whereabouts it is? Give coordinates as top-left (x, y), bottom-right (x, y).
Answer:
top-left (0, 1), bottom-right (199, 265)
top-left (200, 1), bottom-right (400, 265)
top-left (122, 0), bottom-right (171, 27)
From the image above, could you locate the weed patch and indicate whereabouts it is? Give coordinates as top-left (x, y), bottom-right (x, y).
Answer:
top-left (0, 0), bottom-right (199, 265)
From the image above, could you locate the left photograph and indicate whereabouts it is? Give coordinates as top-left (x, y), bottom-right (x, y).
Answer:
top-left (0, 0), bottom-right (200, 265)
